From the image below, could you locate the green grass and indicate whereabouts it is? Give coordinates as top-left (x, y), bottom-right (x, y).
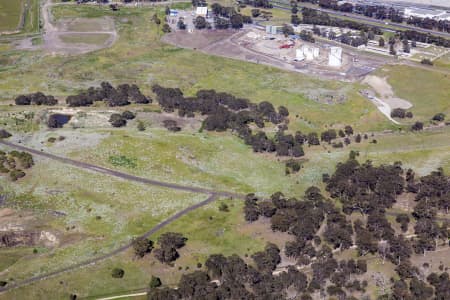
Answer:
top-left (376, 65), bottom-right (450, 123)
top-left (0, 152), bottom-right (205, 283)
top-left (0, 0), bottom-right (24, 32)
top-left (59, 33), bottom-right (111, 45)
top-left (434, 53), bottom-right (450, 70)
top-left (0, 4), bottom-right (392, 133)
top-left (0, 199), bottom-right (264, 300)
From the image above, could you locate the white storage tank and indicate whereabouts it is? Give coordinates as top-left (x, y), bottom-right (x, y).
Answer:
top-left (328, 46), bottom-right (342, 67)
top-left (295, 49), bottom-right (305, 61)
top-left (313, 47), bottom-right (320, 58)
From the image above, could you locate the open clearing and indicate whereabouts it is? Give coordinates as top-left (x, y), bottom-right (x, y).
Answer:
top-left (362, 75), bottom-right (412, 110)
top-left (0, 0), bottom-right (24, 32)
top-left (16, 1), bottom-right (118, 55)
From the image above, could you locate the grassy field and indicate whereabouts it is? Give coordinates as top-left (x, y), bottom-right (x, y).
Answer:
top-left (376, 65), bottom-right (450, 123)
top-left (0, 198), bottom-right (268, 300)
top-left (0, 3), bottom-right (449, 299)
top-left (0, 4), bottom-right (392, 133)
top-left (59, 33), bottom-right (111, 45)
top-left (0, 0), bottom-right (24, 32)
top-left (0, 152), bottom-right (205, 282)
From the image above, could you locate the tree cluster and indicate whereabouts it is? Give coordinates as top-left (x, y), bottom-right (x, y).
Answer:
top-left (239, 0), bottom-right (272, 9)
top-left (0, 129), bottom-right (12, 139)
top-left (153, 232), bottom-right (187, 264)
top-left (66, 82), bottom-right (151, 107)
top-left (399, 30), bottom-right (450, 48)
top-left (410, 168), bottom-right (449, 254)
top-left (15, 92), bottom-right (58, 106)
top-left (0, 150), bottom-right (34, 181)
top-left (148, 251), bottom-right (308, 299)
top-left (391, 108), bottom-right (413, 119)
top-left (301, 8), bottom-right (383, 36)
top-left (152, 85), bottom-right (316, 158)
top-left (326, 158), bottom-right (405, 214)
top-left (132, 237), bottom-right (154, 258)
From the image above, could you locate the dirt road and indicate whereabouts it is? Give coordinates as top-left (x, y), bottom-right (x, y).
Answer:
top-left (0, 193), bottom-right (218, 293)
top-left (0, 140), bottom-right (243, 199)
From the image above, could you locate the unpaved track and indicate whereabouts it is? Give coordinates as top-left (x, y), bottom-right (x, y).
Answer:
top-left (0, 139), bottom-right (449, 293)
top-left (0, 140), bottom-right (242, 199)
top-left (0, 192), bottom-right (218, 293)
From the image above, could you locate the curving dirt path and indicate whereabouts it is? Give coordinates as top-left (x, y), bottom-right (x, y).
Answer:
top-left (0, 139), bottom-right (448, 293)
top-left (0, 140), bottom-right (242, 199)
top-left (0, 191), bottom-right (218, 293)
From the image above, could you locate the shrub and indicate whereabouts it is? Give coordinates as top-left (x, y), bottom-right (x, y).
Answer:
top-left (432, 113), bottom-right (445, 122)
top-left (111, 268), bottom-right (125, 278)
top-left (411, 121), bottom-right (423, 131)
top-left (109, 114), bottom-right (127, 127)
top-left (122, 111), bottom-right (136, 120)
top-left (149, 276), bottom-right (162, 289)
top-left (10, 169), bottom-right (26, 181)
top-left (219, 202), bottom-right (229, 212)
top-left (0, 129), bottom-right (12, 139)
top-left (420, 58), bottom-right (433, 65)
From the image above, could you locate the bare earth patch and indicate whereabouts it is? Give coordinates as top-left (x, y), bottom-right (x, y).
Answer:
top-left (16, 0), bottom-right (117, 55)
top-left (363, 75), bottom-right (413, 109)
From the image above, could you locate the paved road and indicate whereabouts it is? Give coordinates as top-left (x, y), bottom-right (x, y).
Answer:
top-left (271, 2), bottom-right (450, 38)
top-left (0, 193), bottom-right (218, 293)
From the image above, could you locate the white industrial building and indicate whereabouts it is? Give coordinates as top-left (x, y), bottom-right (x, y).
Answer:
top-left (196, 6), bottom-right (208, 17)
top-left (265, 25), bottom-right (281, 35)
top-left (403, 7), bottom-right (450, 21)
top-left (328, 47), bottom-right (343, 67)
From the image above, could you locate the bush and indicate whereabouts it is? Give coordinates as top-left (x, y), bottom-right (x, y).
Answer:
top-left (132, 237), bottom-right (153, 258)
top-left (109, 114), bottom-right (127, 127)
top-left (149, 276), bottom-right (162, 289)
top-left (218, 202), bottom-right (229, 212)
top-left (10, 169), bottom-right (26, 181)
top-left (0, 129), bottom-right (12, 139)
top-left (391, 108), bottom-right (406, 118)
top-left (432, 113), bottom-right (445, 122)
top-left (111, 268), bottom-right (125, 278)
top-left (411, 121), bottom-right (423, 131)
top-left (122, 111), bottom-right (136, 120)
top-left (420, 58), bottom-right (433, 65)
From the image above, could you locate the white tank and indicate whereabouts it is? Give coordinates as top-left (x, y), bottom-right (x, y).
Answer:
top-left (329, 46), bottom-right (342, 67)
top-left (296, 49), bottom-right (305, 61)
top-left (302, 45), bottom-right (314, 60)
top-left (313, 47), bottom-right (320, 58)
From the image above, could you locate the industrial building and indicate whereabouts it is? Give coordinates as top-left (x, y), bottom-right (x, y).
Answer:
top-left (265, 25), bottom-right (281, 35)
top-left (403, 7), bottom-right (450, 21)
top-left (195, 6), bottom-right (208, 17)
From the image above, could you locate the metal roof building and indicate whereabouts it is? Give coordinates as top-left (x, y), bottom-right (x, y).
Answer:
top-left (196, 7), bottom-right (208, 17)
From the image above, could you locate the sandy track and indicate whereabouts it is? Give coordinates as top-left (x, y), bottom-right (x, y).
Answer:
top-left (17, 0), bottom-right (118, 55)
